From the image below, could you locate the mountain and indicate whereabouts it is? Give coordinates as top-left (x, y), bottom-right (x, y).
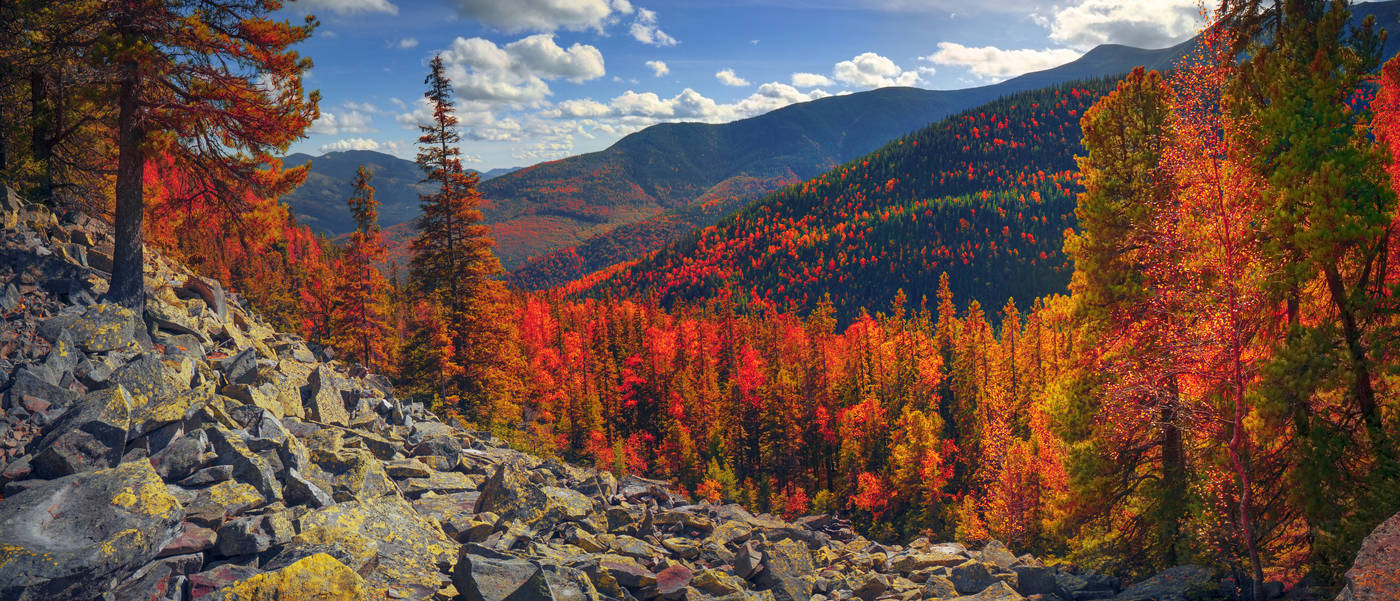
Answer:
top-left (570, 79), bottom-right (1120, 322)
top-left (279, 150), bottom-right (516, 237)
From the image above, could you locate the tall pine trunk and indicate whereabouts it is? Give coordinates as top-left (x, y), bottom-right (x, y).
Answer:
top-left (110, 57), bottom-right (145, 312)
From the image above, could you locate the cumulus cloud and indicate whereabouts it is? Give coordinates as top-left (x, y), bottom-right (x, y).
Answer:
top-left (396, 97), bottom-right (524, 141)
top-left (309, 109), bottom-right (376, 135)
top-left (438, 34), bottom-right (606, 105)
top-left (832, 52), bottom-right (920, 88)
top-left (791, 72), bottom-right (834, 88)
top-left (449, 0), bottom-right (633, 33)
top-left (715, 68), bottom-right (749, 87)
top-left (320, 137), bottom-right (382, 153)
top-left (395, 37), bottom-right (419, 49)
top-left (297, 0), bottom-right (397, 15)
top-left (1047, 0), bottom-right (1201, 50)
top-left (925, 42), bottom-right (1082, 81)
top-left (630, 8), bottom-right (678, 46)
top-left (645, 60), bottom-right (669, 77)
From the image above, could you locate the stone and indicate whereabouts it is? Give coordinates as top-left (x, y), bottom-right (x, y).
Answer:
top-left (5, 365), bottom-right (75, 412)
top-left (159, 521), bottom-right (219, 557)
top-left (180, 275), bottom-right (228, 321)
top-left (297, 496), bottom-right (458, 600)
top-left (266, 525), bottom-right (379, 575)
top-left (851, 572), bottom-right (890, 601)
top-left (149, 429), bottom-right (208, 481)
top-left (922, 576), bottom-right (958, 598)
top-left (385, 457), bottom-right (434, 478)
top-left (1337, 511), bottom-right (1400, 601)
top-left (692, 568), bottom-right (747, 596)
top-left (188, 564), bottom-right (264, 599)
top-left (735, 539), bottom-right (764, 579)
top-left (453, 551), bottom-right (553, 601)
top-left (207, 427), bottom-right (283, 503)
top-left (401, 470), bottom-right (481, 497)
top-left (1011, 565), bottom-right (1057, 597)
top-left (755, 538), bottom-right (815, 601)
top-left (956, 581), bottom-right (1024, 601)
top-left (222, 347), bottom-right (260, 386)
top-left (952, 562), bottom-right (1000, 595)
top-left (29, 385), bottom-right (132, 478)
top-left (39, 302), bottom-right (136, 352)
top-left (217, 516), bottom-right (274, 556)
top-left (203, 553), bottom-right (366, 601)
top-left (284, 467), bottom-right (336, 508)
top-left (182, 480), bottom-right (266, 527)
top-left (305, 364), bottom-right (351, 426)
top-left (476, 462), bottom-right (596, 531)
top-left (179, 463), bottom-right (234, 486)
top-left (655, 564), bottom-right (693, 599)
top-left (1110, 565), bottom-right (1214, 601)
top-left (891, 550), bottom-right (968, 575)
top-left (0, 461), bottom-right (184, 601)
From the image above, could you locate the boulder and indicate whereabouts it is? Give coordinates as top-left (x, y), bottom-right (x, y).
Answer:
top-left (454, 551), bottom-right (553, 601)
top-left (1011, 564), bottom-right (1057, 596)
top-left (951, 561), bottom-right (1000, 595)
top-left (477, 463), bottom-right (596, 530)
top-left (755, 538), bottom-right (815, 601)
top-left (1337, 511), bottom-right (1400, 601)
top-left (207, 427), bottom-right (283, 503)
top-left (305, 365), bottom-right (351, 426)
top-left (655, 564), bottom-right (693, 599)
top-left (0, 461), bottom-right (184, 601)
top-left (39, 302), bottom-right (136, 352)
top-left (216, 515), bottom-right (274, 557)
top-left (202, 552), bottom-right (365, 601)
top-left (1112, 565), bottom-right (1214, 601)
top-left (297, 495), bottom-right (457, 600)
top-left (265, 525), bottom-right (380, 576)
top-left (158, 522), bottom-right (219, 557)
top-left (29, 385), bottom-right (132, 478)
top-left (956, 581), bottom-right (1024, 601)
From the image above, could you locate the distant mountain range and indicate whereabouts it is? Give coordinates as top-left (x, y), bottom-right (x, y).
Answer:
top-left (279, 0), bottom-right (1400, 272)
top-left (279, 150), bottom-right (518, 236)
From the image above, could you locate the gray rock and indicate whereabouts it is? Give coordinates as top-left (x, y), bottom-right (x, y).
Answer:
top-left (221, 348), bottom-right (260, 386)
top-left (454, 551), bottom-right (554, 601)
top-left (956, 580), bottom-right (1024, 601)
top-left (1111, 565), bottom-right (1214, 601)
top-left (29, 386), bottom-right (132, 478)
top-left (206, 427), bottom-right (283, 503)
top-left (755, 538), bottom-right (815, 601)
top-left (1337, 511), bottom-right (1400, 601)
top-left (216, 516), bottom-right (273, 556)
top-left (952, 561), bottom-right (1000, 595)
top-left (1012, 564), bottom-right (1057, 596)
top-left (149, 429), bottom-right (208, 481)
top-left (283, 467), bottom-right (335, 508)
top-left (0, 461), bottom-right (185, 601)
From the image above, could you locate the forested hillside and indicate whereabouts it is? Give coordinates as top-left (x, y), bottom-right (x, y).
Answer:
top-left (576, 80), bottom-right (1116, 322)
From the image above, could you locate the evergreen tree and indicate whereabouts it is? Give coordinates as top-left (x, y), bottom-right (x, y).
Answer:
top-left (104, 0), bottom-right (319, 312)
top-left (332, 165), bottom-right (395, 373)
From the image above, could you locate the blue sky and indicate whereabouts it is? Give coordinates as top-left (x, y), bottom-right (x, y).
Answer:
top-left (282, 0), bottom-right (1212, 169)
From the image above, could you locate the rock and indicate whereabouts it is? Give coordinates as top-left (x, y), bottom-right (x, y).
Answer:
top-left (922, 576), bottom-right (958, 598)
top-left (217, 515), bottom-right (274, 556)
top-left (891, 550), bottom-right (968, 574)
top-left (305, 365), bottom-right (351, 426)
top-left (693, 568), bottom-right (747, 596)
top-left (477, 463), bottom-right (596, 531)
top-left (453, 551), bottom-right (553, 601)
top-left (39, 302), bottom-right (136, 352)
top-left (1110, 565), bottom-right (1213, 601)
top-left (755, 538), bottom-right (815, 601)
top-left (1337, 511), bottom-right (1400, 601)
top-left (4, 365), bottom-right (76, 413)
top-left (0, 461), bottom-right (184, 601)
top-left (203, 552), bottom-right (366, 600)
top-left (284, 467), bottom-right (335, 508)
top-left (182, 480), bottom-right (266, 527)
top-left (149, 429), bottom-right (208, 481)
top-left (159, 521), bottom-right (219, 557)
top-left (851, 571), bottom-right (890, 601)
top-left (956, 581), bottom-right (1024, 601)
top-left (1056, 570), bottom-right (1120, 601)
top-left (656, 564), bottom-right (693, 599)
top-left (29, 386), bottom-right (132, 478)
top-left (952, 562), bottom-right (1000, 595)
top-left (188, 564), bottom-right (264, 599)
top-left (735, 539), bottom-right (764, 579)
top-left (1011, 564), bottom-right (1057, 597)
top-left (266, 525), bottom-right (379, 576)
top-left (978, 541), bottom-right (1018, 570)
top-left (297, 495), bottom-right (458, 600)
top-left (207, 427), bottom-right (283, 503)
top-left (179, 463), bottom-right (233, 486)
top-left (179, 275), bottom-right (228, 321)
top-left (222, 347), bottom-right (260, 386)
top-left (401, 470), bottom-right (481, 497)
top-left (385, 457), bottom-right (434, 479)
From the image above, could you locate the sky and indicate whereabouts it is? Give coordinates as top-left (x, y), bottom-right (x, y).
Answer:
top-left (281, 0), bottom-right (1215, 170)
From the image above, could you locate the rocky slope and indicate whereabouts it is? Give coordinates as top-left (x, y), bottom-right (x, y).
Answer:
top-left (0, 185), bottom-right (1390, 601)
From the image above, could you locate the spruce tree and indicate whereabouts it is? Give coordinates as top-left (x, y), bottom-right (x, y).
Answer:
top-left (332, 166), bottom-right (395, 373)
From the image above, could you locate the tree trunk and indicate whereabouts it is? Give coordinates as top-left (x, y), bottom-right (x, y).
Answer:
top-left (1160, 374), bottom-right (1186, 566)
top-left (1322, 263), bottom-right (1380, 432)
top-left (110, 57), bottom-right (145, 312)
top-left (29, 71), bottom-right (52, 202)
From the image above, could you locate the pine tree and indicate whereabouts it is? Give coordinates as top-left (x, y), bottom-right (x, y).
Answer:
top-left (406, 54), bottom-right (505, 410)
top-left (105, 0), bottom-right (319, 312)
top-left (331, 166), bottom-right (395, 373)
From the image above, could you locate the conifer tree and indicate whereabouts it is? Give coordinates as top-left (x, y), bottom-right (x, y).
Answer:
top-left (332, 165), bottom-right (395, 373)
top-left (406, 54), bottom-right (506, 410)
top-left (105, 0), bottom-right (319, 312)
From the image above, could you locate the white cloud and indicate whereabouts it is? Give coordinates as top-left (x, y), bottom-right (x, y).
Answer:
top-left (320, 137), bottom-right (382, 153)
top-left (1048, 0), bottom-right (1201, 50)
top-left (395, 37), bottom-right (419, 49)
top-left (791, 72), bottom-right (834, 88)
top-left (309, 110), bottom-right (376, 135)
top-left (448, 0), bottom-right (633, 33)
top-left (629, 8), bottom-right (678, 46)
top-left (396, 97), bottom-right (524, 141)
top-left (645, 60), bottom-right (669, 77)
top-left (832, 52), bottom-right (920, 88)
top-left (297, 0), bottom-right (397, 15)
top-left (925, 42), bottom-right (1082, 81)
top-left (716, 68), bottom-right (750, 87)
top-left (438, 34), bottom-right (606, 105)
top-left (343, 101), bottom-right (379, 113)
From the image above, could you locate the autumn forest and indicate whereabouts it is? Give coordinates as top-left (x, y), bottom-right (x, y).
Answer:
top-left (6, 0), bottom-right (1400, 598)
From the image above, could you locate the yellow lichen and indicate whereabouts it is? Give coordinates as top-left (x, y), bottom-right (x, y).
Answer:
top-left (210, 553), bottom-right (365, 600)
